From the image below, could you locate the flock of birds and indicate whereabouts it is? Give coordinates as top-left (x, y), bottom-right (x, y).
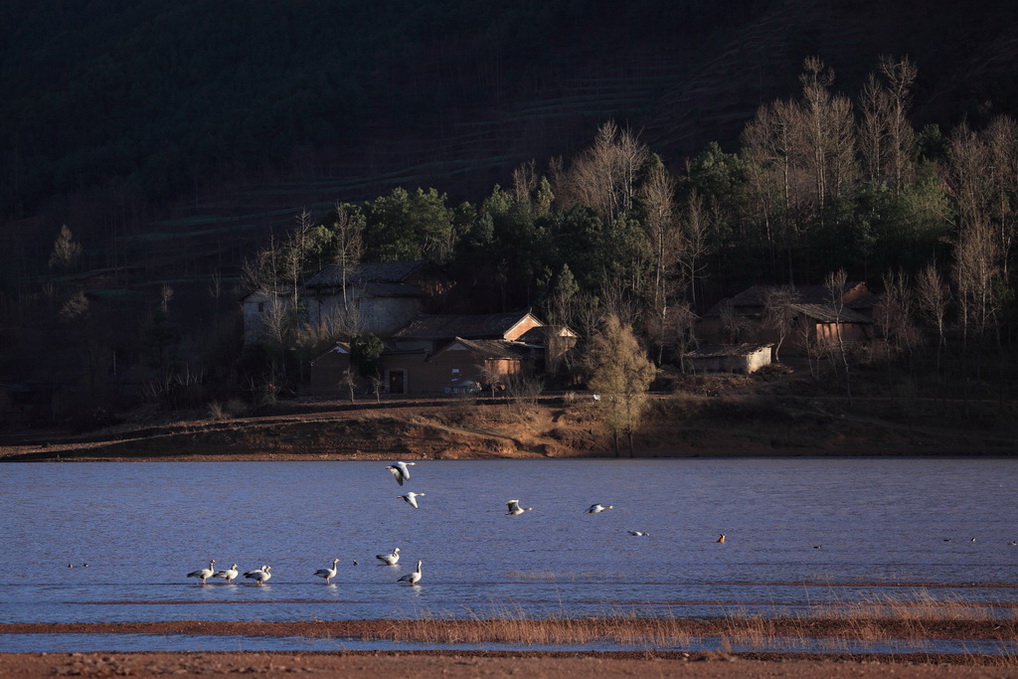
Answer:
top-left (182, 460), bottom-right (645, 589)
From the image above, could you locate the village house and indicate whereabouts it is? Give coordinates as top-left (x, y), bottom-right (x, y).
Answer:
top-left (684, 343), bottom-right (774, 374)
top-left (308, 310), bottom-right (577, 395)
top-left (241, 260), bottom-right (452, 345)
top-left (697, 282), bottom-right (877, 356)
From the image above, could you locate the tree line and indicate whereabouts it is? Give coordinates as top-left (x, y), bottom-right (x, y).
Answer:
top-left (244, 57), bottom-right (1016, 394)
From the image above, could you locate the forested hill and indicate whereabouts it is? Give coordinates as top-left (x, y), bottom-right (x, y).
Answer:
top-left (1, 0), bottom-right (1017, 281)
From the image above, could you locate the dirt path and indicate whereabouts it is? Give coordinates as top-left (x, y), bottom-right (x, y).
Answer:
top-left (1, 651), bottom-right (1014, 678)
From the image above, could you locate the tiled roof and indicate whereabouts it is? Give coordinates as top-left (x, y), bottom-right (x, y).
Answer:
top-left (791, 303), bottom-right (872, 324)
top-left (393, 311), bottom-right (538, 340)
top-left (303, 260), bottom-right (430, 288)
top-left (435, 337), bottom-right (528, 360)
top-left (685, 343), bottom-right (773, 358)
top-left (518, 325), bottom-right (579, 343)
top-left (704, 282), bottom-right (878, 317)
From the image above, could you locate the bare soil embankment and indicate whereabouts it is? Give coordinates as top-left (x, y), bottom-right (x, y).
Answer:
top-left (1, 372), bottom-right (1015, 461)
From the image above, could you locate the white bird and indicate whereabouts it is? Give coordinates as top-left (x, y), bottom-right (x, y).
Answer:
top-left (386, 461), bottom-right (416, 486)
top-left (627, 530), bottom-right (650, 537)
top-left (398, 560), bottom-right (422, 586)
top-left (186, 559), bottom-right (216, 585)
top-left (376, 547), bottom-right (401, 566)
top-left (398, 491), bottom-right (426, 509)
top-left (314, 558), bottom-right (341, 584)
top-left (585, 504), bottom-right (613, 514)
top-left (243, 565), bottom-right (272, 585)
top-left (505, 499), bottom-right (533, 515)
top-left (214, 563), bottom-right (239, 584)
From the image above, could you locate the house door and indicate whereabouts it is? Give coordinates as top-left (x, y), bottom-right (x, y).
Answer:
top-left (388, 370), bottom-right (406, 394)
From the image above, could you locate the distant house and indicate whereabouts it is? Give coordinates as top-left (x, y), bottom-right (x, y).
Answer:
top-left (308, 310), bottom-right (576, 395)
top-left (241, 260), bottom-right (452, 346)
top-left (697, 282), bottom-right (877, 354)
top-left (390, 310), bottom-right (547, 352)
top-left (385, 337), bottom-right (529, 395)
top-left (239, 290), bottom-right (289, 346)
top-left (308, 343), bottom-right (355, 396)
top-left (303, 259), bottom-right (452, 338)
top-left (684, 343), bottom-right (774, 374)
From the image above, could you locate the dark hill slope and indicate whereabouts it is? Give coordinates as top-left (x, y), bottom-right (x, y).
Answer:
top-left (1, 0), bottom-right (1017, 289)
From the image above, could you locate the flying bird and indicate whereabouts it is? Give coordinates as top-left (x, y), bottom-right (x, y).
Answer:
top-left (186, 560), bottom-right (216, 585)
top-left (214, 563), bottom-right (239, 584)
top-left (314, 558), bottom-right (341, 584)
top-left (386, 461), bottom-right (416, 486)
top-left (398, 560), bottom-right (423, 586)
top-left (505, 499), bottom-right (533, 515)
top-left (627, 531), bottom-right (650, 537)
top-left (243, 565), bottom-right (272, 585)
top-left (585, 504), bottom-right (613, 514)
top-left (398, 492), bottom-right (426, 509)
top-left (376, 547), bottom-right (401, 566)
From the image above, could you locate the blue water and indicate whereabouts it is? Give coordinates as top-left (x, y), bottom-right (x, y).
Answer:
top-left (1, 458), bottom-right (1015, 652)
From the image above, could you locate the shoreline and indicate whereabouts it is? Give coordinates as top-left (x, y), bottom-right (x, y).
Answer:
top-left (2, 617), bottom-right (1016, 678)
top-left (3, 650), bottom-right (1017, 679)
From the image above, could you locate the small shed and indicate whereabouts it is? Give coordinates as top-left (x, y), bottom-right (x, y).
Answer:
top-left (308, 343), bottom-right (358, 395)
top-left (685, 343), bottom-right (774, 374)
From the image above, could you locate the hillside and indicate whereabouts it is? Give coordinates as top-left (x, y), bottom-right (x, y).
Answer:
top-left (2, 0), bottom-right (1018, 289)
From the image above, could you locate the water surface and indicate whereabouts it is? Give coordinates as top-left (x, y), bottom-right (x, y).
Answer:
top-left (1, 458), bottom-right (1015, 651)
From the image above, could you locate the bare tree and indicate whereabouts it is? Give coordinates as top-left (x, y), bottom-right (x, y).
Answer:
top-left (331, 203), bottom-right (364, 309)
top-left (984, 115), bottom-right (1018, 277)
top-left (341, 368), bottom-right (357, 403)
top-left (511, 159), bottom-right (539, 203)
top-left (560, 120), bottom-right (649, 226)
top-left (799, 57), bottom-right (856, 220)
top-left (825, 268), bottom-right (852, 401)
top-left (878, 55), bottom-right (918, 193)
top-left (741, 98), bottom-right (801, 281)
top-left (640, 164), bottom-right (680, 362)
top-left (858, 72), bottom-right (891, 184)
top-left (678, 188), bottom-right (713, 312)
top-left (49, 225), bottom-right (83, 273)
top-left (586, 314), bottom-right (657, 457)
top-left (916, 262), bottom-right (950, 377)
top-left (763, 286), bottom-right (800, 362)
top-left (875, 270), bottom-right (920, 393)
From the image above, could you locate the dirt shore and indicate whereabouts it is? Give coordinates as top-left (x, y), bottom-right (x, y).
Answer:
top-left (2, 384), bottom-right (1015, 462)
top-left (3, 650), bottom-right (1018, 679)
top-left (3, 619), bottom-right (1015, 678)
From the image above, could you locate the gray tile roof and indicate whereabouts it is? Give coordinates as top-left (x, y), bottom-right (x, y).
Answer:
top-left (393, 311), bottom-right (539, 340)
top-left (791, 303), bottom-right (872, 324)
top-left (302, 260), bottom-right (430, 289)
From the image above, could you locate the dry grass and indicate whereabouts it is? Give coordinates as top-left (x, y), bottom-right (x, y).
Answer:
top-left (353, 593), bottom-right (1018, 662)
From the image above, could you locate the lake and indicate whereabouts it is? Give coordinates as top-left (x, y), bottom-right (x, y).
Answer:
top-left (1, 458), bottom-right (1015, 652)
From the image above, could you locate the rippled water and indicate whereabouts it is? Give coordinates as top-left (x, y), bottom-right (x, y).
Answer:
top-left (1, 458), bottom-right (1015, 651)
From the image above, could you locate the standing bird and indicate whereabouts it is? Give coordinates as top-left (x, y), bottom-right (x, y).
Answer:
top-left (386, 461), bottom-right (416, 486)
top-left (244, 565), bottom-right (272, 585)
top-left (214, 563), bottom-right (240, 584)
top-left (398, 492), bottom-right (426, 509)
top-left (398, 560), bottom-right (423, 586)
top-left (505, 499), bottom-right (533, 516)
top-left (585, 504), bottom-right (613, 514)
top-left (717, 534), bottom-right (726, 544)
top-left (186, 560), bottom-right (216, 585)
top-left (314, 558), bottom-right (341, 584)
top-left (376, 547), bottom-right (401, 566)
